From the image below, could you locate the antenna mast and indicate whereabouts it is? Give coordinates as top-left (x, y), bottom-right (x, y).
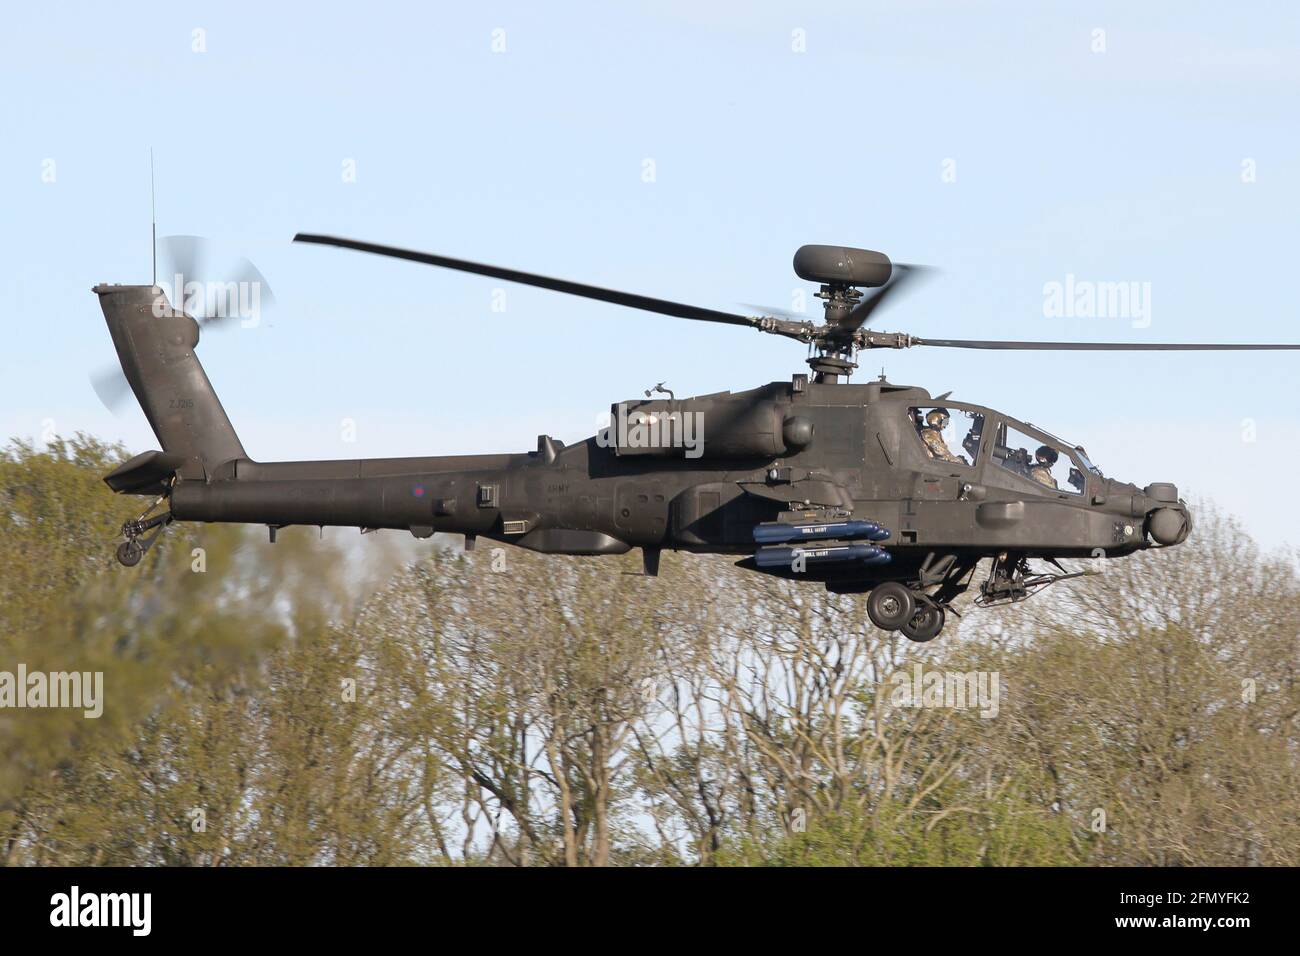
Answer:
top-left (149, 148), bottom-right (156, 286)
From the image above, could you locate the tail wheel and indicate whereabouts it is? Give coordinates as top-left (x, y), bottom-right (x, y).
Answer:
top-left (901, 604), bottom-right (945, 643)
top-left (116, 541), bottom-right (144, 567)
top-left (867, 581), bottom-right (915, 631)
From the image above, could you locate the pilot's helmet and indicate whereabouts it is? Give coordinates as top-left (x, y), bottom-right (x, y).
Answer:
top-left (925, 408), bottom-right (950, 428)
top-left (1035, 445), bottom-right (1059, 465)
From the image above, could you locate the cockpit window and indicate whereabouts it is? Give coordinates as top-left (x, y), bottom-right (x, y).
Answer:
top-left (1075, 447), bottom-right (1103, 478)
top-left (911, 406), bottom-right (985, 467)
top-left (994, 423), bottom-right (1083, 494)
top-left (1028, 424), bottom-right (1105, 479)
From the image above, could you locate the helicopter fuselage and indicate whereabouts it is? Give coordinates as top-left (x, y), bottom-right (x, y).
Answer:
top-left (153, 375), bottom-right (1187, 584)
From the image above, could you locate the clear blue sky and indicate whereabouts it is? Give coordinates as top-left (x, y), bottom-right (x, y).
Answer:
top-left (3, 1), bottom-right (1298, 547)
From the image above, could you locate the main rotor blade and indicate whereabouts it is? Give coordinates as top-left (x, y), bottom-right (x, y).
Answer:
top-left (294, 233), bottom-right (760, 328)
top-left (844, 263), bottom-right (931, 330)
top-left (914, 338), bottom-right (1300, 350)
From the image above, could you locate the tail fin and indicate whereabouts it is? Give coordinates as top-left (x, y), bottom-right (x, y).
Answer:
top-left (94, 284), bottom-right (247, 474)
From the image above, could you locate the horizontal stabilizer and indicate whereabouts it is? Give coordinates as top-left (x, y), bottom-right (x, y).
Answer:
top-left (104, 450), bottom-right (187, 496)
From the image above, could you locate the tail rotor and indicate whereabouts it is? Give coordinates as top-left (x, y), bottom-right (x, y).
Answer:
top-left (90, 236), bottom-right (275, 413)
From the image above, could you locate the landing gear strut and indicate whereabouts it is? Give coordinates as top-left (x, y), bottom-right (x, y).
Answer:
top-left (115, 495), bottom-right (173, 567)
top-left (867, 553), bottom-right (975, 642)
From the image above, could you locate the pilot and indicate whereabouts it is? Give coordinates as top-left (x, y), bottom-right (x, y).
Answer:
top-left (1029, 445), bottom-right (1059, 489)
top-left (919, 408), bottom-right (966, 464)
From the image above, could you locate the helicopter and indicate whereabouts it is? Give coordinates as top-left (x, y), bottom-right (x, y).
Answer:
top-left (94, 237), bottom-right (1300, 642)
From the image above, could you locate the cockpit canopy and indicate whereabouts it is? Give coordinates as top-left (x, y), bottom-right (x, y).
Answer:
top-left (908, 403), bottom-right (1103, 495)
top-left (910, 405), bottom-right (985, 468)
top-left (992, 420), bottom-right (1084, 493)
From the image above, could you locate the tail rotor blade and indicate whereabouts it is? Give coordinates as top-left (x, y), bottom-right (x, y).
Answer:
top-left (90, 365), bottom-right (132, 413)
top-left (158, 234), bottom-right (212, 317)
top-left (199, 257), bottom-right (276, 328)
top-left (158, 237), bottom-right (275, 328)
top-left (228, 257), bottom-right (275, 309)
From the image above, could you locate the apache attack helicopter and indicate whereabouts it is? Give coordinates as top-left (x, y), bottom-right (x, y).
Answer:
top-left (94, 237), bottom-right (1300, 641)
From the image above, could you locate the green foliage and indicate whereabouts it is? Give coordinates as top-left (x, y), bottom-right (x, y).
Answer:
top-left (1, 438), bottom-right (1296, 866)
top-left (0, 436), bottom-right (417, 864)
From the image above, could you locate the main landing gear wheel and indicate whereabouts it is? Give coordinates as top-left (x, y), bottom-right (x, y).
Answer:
top-left (901, 604), bottom-right (945, 643)
top-left (867, 581), bottom-right (916, 631)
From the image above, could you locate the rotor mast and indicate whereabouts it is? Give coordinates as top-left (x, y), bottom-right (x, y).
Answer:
top-left (807, 280), bottom-right (862, 382)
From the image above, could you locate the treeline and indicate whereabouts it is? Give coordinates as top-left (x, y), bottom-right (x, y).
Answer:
top-left (1, 437), bottom-right (1296, 865)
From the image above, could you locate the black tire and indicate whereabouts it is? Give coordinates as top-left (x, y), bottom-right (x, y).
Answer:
top-left (116, 541), bottom-right (143, 567)
top-left (867, 582), bottom-right (915, 631)
top-left (901, 605), bottom-right (945, 643)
